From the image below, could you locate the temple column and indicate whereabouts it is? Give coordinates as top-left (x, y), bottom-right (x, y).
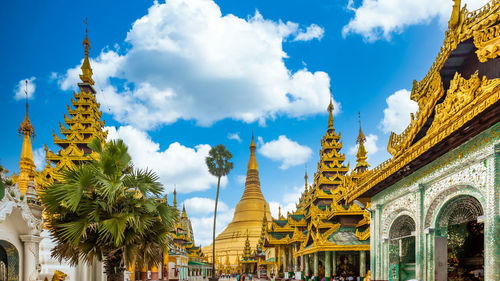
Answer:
top-left (151, 265), bottom-right (159, 281)
top-left (304, 255), bottom-right (310, 279)
top-left (140, 265), bottom-right (147, 281)
top-left (324, 252), bottom-right (331, 281)
top-left (331, 251), bottom-right (336, 277)
top-left (294, 244), bottom-right (298, 273)
top-left (313, 252), bottom-right (318, 281)
top-left (19, 235), bottom-right (42, 281)
top-left (360, 251), bottom-right (366, 277)
top-left (288, 246), bottom-right (293, 273)
top-left (126, 264), bottom-right (134, 281)
top-left (281, 246), bottom-right (287, 278)
top-left (301, 254), bottom-right (304, 273)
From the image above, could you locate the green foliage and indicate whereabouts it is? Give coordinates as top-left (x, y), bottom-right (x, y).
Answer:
top-left (40, 138), bottom-right (177, 279)
top-left (206, 144), bottom-right (234, 178)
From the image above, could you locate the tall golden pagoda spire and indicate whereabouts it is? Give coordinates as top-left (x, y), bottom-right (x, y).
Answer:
top-left (354, 112), bottom-right (369, 174)
top-left (17, 80), bottom-right (36, 195)
top-left (203, 134), bottom-right (271, 266)
top-left (38, 24), bottom-right (107, 186)
top-left (241, 133), bottom-right (264, 199)
top-left (247, 132), bottom-right (258, 170)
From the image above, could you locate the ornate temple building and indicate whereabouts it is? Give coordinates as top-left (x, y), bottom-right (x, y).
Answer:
top-left (36, 28), bottom-right (107, 188)
top-left (30, 28), bottom-right (108, 281)
top-left (0, 88), bottom-right (44, 281)
top-left (343, 0), bottom-right (500, 280)
top-left (127, 190), bottom-right (210, 281)
top-left (264, 98), bottom-right (371, 281)
top-left (203, 136), bottom-right (273, 269)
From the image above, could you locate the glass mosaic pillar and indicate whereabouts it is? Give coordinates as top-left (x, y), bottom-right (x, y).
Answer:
top-left (324, 251), bottom-right (331, 281)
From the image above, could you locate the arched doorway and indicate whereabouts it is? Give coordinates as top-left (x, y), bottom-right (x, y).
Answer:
top-left (435, 195), bottom-right (484, 281)
top-left (0, 240), bottom-right (19, 281)
top-left (388, 215), bottom-right (416, 281)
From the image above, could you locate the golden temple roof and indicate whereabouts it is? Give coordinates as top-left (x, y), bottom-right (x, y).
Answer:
top-left (37, 27), bottom-right (107, 186)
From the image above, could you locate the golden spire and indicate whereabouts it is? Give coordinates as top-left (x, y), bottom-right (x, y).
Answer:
top-left (354, 112), bottom-right (369, 174)
top-left (328, 91), bottom-right (334, 129)
top-left (173, 187), bottom-right (177, 209)
top-left (181, 203), bottom-right (187, 219)
top-left (18, 80), bottom-right (36, 195)
top-left (304, 167), bottom-right (308, 191)
top-left (240, 133), bottom-right (265, 199)
top-left (80, 18), bottom-right (95, 85)
top-left (247, 132), bottom-right (258, 170)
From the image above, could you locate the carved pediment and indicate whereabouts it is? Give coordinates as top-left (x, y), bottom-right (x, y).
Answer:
top-left (388, 73), bottom-right (444, 157)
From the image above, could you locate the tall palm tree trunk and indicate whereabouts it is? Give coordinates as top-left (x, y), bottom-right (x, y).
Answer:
top-left (104, 250), bottom-right (125, 281)
top-left (212, 176), bottom-right (221, 280)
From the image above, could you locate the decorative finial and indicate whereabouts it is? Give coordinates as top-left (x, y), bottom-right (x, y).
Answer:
top-left (247, 132), bottom-right (258, 170)
top-left (304, 165), bottom-right (308, 188)
top-left (357, 112), bottom-right (366, 144)
top-left (328, 90), bottom-right (334, 129)
top-left (18, 80), bottom-right (35, 138)
top-left (80, 17), bottom-right (95, 85)
top-left (278, 206), bottom-right (281, 218)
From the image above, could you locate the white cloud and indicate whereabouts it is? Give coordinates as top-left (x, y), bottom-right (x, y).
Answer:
top-left (57, 0), bottom-right (336, 129)
top-left (343, 0), bottom-right (490, 42)
top-left (182, 197), bottom-right (229, 216)
top-left (258, 135), bottom-right (312, 169)
top-left (189, 205), bottom-right (235, 246)
top-left (380, 89), bottom-right (418, 134)
top-left (349, 133), bottom-right (379, 156)
top-left (269, 201), bottom-right (296, 219)
top-left (294, 24), bottom-right (325, 41)
top-left (268, 185), bottom-right (304, 219)
top-left (33, 147), bottom-right (46, 171)
top-left (14, 77), bottom-right (36, 100)
top-left (106, 125), bottom-right (227, 193)
top-left (227, 132), bottom-right (242, 143)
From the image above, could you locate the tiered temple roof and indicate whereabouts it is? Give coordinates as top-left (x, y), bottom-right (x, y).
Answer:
top-left (346, 0), bottom-right (500, 202)
top-left (37, 29), bottom-right (107, 186)
top-left (265, 96), bottom-right (371, 256)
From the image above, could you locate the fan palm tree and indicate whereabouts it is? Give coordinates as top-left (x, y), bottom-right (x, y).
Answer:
top-left (40, 138), bottom-right (177, 281)
top-left (206, 144), bottom-right (233, 280)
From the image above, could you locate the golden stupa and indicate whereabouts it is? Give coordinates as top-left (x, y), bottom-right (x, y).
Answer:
top-left (203, 135), bottom-right (272, 265)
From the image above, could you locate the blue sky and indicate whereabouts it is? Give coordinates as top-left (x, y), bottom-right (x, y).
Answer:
top-left (0, 0), bottom-right (489, 245)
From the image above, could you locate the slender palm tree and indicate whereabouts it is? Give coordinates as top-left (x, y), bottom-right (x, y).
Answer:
top-left (206, 145), bottom-right (233, 280)
top-left (40, 138), bottom-right (177, 281)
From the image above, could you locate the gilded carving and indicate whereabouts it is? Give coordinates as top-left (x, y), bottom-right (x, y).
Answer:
top-left (474, 25), bottom-right (500, 62)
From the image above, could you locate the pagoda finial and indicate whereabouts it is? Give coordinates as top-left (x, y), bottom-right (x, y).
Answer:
top-left (278, 206), bottom-right (281, 218)
top-left (182, 203), bottom-right (187, 218)
top-left (328, 90), bottom-right (334, 129)
top-left (247, 132), bottom-right (258, 170)
top-left (18, 80), bottom-right (35, 138)
top-left (354, 112), bottom-right (369, 174)
top-left (80, 18), bottom-right (95, 85)
top-left (17, 80), bottom-right (36, 195)
top-left (304, 165), bottom-right (308, 189)
top-left (173, 187), bottom-right (177, 209)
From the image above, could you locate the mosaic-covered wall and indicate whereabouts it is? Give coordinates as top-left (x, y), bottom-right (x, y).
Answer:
top-left (370, 122), bottom-right (499, 281)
